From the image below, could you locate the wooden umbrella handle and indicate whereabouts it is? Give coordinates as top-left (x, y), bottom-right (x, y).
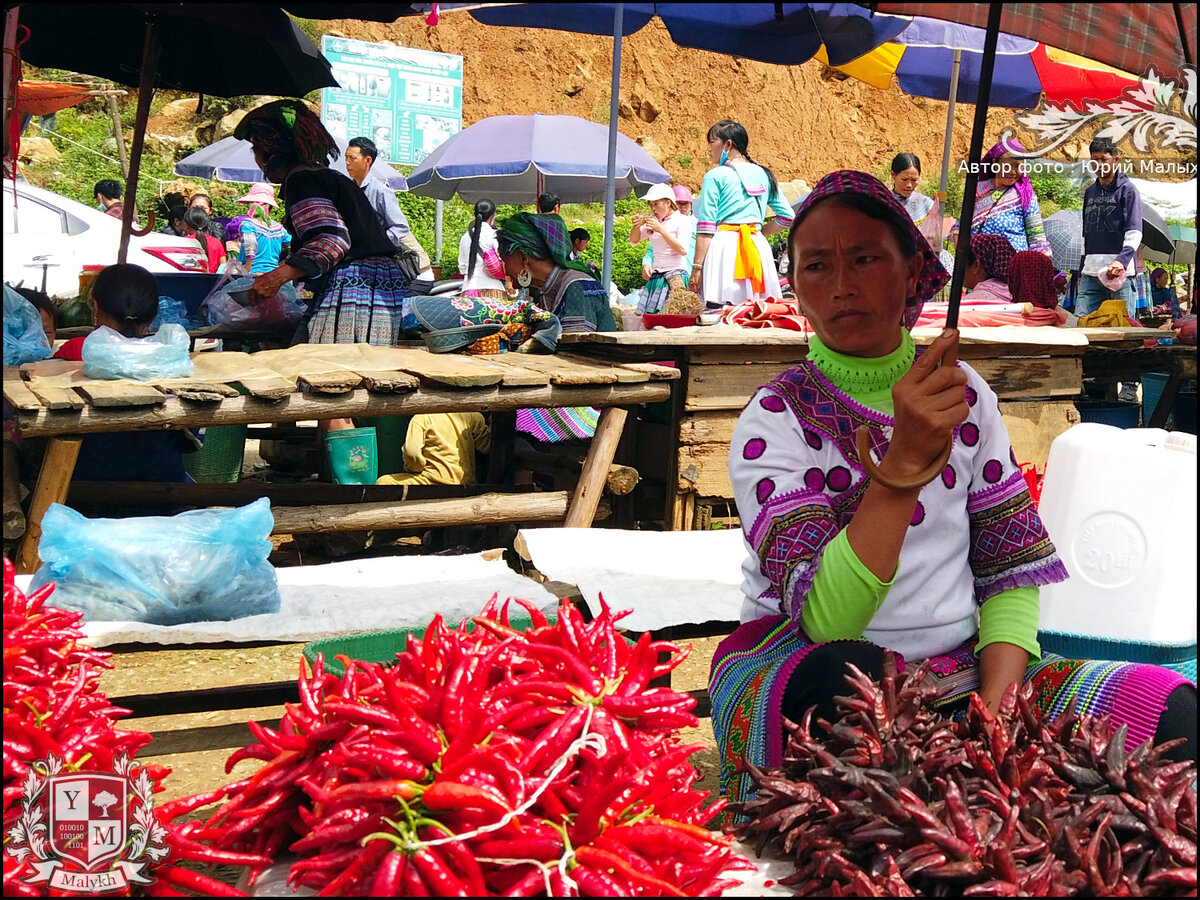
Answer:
top-left (856, 425), bottom-right (953, 491)
top-left (856, 338), bottom-right (959, 491)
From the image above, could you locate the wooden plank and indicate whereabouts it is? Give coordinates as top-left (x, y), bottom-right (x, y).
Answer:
top-left (490, 353), bottom-right (622, 385)
top-left (298, 372), bottom-right (363, 394)
top-left (257, 344), bottom-right (506, 389)
top-left (678, 411), bottom-right (740, 446)
top-left (564, 407), bottom-right (628, 527)
top-left (1000, 400), bottom-right (1081, 473)
top-left (970, 357), bottom-right (1082, 399)
top-left (468, 356), bottom-right (551, 387)
top-left (66, 481), bottom-right (534, 508)
top-left (73, 381), bottom-right (166, 408)
top-left (23, 380), bottom-right (85, 411)
top-left (175, 389), bottom-right (231, 404)
top-left (688, 346), bottom-right (807, 365)
top-left (684, 363), bottom-right (794, 411)
top-left (13, 382), bottom-right (674, 438)
top-left (271, 490), bottom-right (609, 533)
top-left (3, 367), bottom-right (44, 411)
top-left (236, 376), bottom-right (297, 401)
top-left (17, 437), bottom-right (81, 574)
top-left (163, 381), bottom-right (241, 398)
top-left (357, 370), bottom-right (420, 392)
top-left (676, 442), bottom-right (734, 499)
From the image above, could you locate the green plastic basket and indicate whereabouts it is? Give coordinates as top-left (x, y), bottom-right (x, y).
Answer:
top-left (184, 424), bottom-right (247, 483)
top-left (303, 606), bottom-right (558, 680)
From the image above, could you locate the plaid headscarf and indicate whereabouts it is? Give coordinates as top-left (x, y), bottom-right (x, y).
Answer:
top-left (981, 138), bottom-right (1034, 211)
top-left (1008, 250), bottom-right (1059, 309)
top-left (495, 213), bottom-right (595, 277)
top-left (970, 234), bottom-right (1016, 280)
top-left (789, 170), bottom-right (950, 329)
top-left (233, 99), bottom-right (338, 176)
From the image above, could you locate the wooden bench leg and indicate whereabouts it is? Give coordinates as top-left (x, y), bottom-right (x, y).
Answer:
top-left (3, 440), bottom-right (25, 541)
top-left (564, 407), bottom-right (628, 528)
top-left (1147, 373), bottom-right (1183, 429)
top-left (17, 437), bottom-right (82, 574)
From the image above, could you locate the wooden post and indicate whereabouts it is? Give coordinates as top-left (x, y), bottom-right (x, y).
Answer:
top-left (563, 406), bottom-right (628, 528)
top-left (16, 437), bottom-right (82, 574)
top-left (3, 440), bottom-right (25, 541)
top-left (2, 8), bottom-right (19, 163)
top-left (118, 21), bottom-right (160, 264)
top-left (108, 93), bottom-right (129, 179)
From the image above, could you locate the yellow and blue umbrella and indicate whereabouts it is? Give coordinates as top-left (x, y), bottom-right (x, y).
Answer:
top-left (821, 17), bottom-right (1139, 109)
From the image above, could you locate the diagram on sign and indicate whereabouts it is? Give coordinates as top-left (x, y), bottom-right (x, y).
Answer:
top-left (321, 36), bottom-right (462, 167)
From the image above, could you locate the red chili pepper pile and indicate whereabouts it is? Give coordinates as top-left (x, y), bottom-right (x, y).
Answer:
top-left (173, 596), bottom-right (753, 896)
top-left (2, 560), bottom-right (264, 898)
top-left (729, 651), bottom-right (1197, 896)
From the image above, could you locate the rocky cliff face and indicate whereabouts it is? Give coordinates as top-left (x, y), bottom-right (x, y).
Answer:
top-left (327, 13), bottom-right (1024, 194)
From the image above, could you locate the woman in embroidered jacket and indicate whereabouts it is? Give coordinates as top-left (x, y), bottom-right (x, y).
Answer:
top-left (238, 99), bottom-right (410, 346)
top-left (970, 137), bottom-right (1052, 256)
top-left (709, 171), bottom-right (1195, 815)
top-left (691, 120), bottom-right (794, 308)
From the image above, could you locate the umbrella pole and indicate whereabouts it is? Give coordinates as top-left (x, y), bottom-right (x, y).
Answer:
top-left (938, 49), bottom-right (962, 204)
top-left (944, 3), bottom-right (1001, 331)
top-left (601, 3), bottom-right (624, 291)
top-left (118, 20), bottom-right (159, 265)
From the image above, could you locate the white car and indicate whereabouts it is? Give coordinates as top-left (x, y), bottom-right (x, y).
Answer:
top-left (2, 180), bottom-right (208, 299)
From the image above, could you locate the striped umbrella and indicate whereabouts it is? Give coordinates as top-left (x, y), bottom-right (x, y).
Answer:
top-left (822, 17), bottom-right (1141, 109)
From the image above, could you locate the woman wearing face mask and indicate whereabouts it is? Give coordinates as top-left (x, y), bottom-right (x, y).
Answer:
top-left (971, 138), bottom-right (1052, 256)
top-left (691, 120), bottom-right (794, 309)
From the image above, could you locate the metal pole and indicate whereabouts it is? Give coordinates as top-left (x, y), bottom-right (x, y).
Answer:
top-left (938, 49), bottom-right (961, 199)
top-left (602, 3), bottom-right (624, 290)
top-left (945, 3), bottom-right (1002, 330)
top-left (434, 198), bottom-right (444, 266)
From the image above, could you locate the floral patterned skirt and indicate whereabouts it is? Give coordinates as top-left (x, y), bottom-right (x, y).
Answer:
top-left (708, 614), bottom-right (1189, 818)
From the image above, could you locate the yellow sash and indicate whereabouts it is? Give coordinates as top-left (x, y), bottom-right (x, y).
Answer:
top-left (717, 223), bottom-right (764, 293)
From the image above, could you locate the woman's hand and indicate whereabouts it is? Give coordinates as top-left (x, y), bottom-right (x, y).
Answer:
top-left (884, 329), bottom-right (968, 483)
top-left (641, 263), bottom-right (653, 281)
top-left (690, 266), bottom-right (703, 296)
top-left (251, 263), bottom-right (302, 302)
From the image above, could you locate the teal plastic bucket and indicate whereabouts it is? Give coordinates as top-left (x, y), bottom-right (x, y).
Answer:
top-left (1074, 400), bottom-right (1140, 429)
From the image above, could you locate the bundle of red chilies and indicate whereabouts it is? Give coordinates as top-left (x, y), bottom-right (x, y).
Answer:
top-left (162, 596), bottom-right (753, 896)
top-left (2, 560), bottom-right (265, 897)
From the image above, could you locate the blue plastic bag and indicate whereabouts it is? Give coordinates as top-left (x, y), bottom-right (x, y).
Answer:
top-left (151, 295), bottom-right (202, 332)
top-left (3, 284), bottom-right (52, 365)
top-left (81, 323), bottom-right (194, 381)
top-left (29, 498), bottom-right (281, 626)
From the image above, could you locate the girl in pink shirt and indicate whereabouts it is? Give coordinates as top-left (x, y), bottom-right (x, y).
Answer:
top-left (630, 183), bottom-right (695, 313)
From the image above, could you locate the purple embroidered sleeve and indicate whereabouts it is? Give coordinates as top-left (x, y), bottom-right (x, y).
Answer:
top-left (747, 490), bottom-right (839, 620)
top-left (288, 197), bottom-right (349, 276)
top-left (962, 377), bottom-right (1070, 605)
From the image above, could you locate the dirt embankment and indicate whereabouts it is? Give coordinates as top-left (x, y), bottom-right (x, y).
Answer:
top-left (328, 13), bottom-right (1022, 191)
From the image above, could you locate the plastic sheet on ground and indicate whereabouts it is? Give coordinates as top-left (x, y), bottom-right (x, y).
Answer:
top-left (15, 553), bottom-right (558, 647)
top-left (517, 527), bottom-right (747, 632)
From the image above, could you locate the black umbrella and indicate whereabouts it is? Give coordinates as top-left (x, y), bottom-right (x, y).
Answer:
top-left (5, 3), bottom-right (340, 262)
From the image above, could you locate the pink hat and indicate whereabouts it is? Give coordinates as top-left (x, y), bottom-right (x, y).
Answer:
top-left (673, 184), bottom-right (693, 204)
top-left (238, 183), bottom-right (277, 207)
top-left (1099, 265), bottom-right (1128, 292)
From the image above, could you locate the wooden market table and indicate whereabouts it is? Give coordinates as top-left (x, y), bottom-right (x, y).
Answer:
top-left (4, 344), bottom-right (678, 573)
top-left (562, 324), bottom-right (1196, 531)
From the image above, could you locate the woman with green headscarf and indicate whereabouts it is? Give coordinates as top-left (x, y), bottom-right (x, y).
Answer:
top-left (496, 213), bottom-right (616, 443)
top-left (496, 213), bottom-right (616, 334)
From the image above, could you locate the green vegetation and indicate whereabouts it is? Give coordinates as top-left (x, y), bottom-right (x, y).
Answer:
top-left (677, 154), bottom-right (693, 169)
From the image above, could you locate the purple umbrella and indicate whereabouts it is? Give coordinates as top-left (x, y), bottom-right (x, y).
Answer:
top-left (174, 135), bottom-right (409, 190)
top-left (405, 114), bottom-right (671, 204)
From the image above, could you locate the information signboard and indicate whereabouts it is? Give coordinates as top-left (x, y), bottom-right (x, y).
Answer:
top-left (320, 36), bottom-right (463, 166)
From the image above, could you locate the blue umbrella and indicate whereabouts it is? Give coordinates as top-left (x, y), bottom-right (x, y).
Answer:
top-left (174, 135), bottom-right (409, 190)
top-left (406, 114), bottom-right (671, 204)
top-left (445, 2), bottom-right (910, 285)
top-left (464, 3), bottom-right (911, 66)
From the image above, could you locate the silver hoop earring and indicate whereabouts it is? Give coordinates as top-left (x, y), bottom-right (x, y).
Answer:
top-left (517, 268), bottom-right (532, 288)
